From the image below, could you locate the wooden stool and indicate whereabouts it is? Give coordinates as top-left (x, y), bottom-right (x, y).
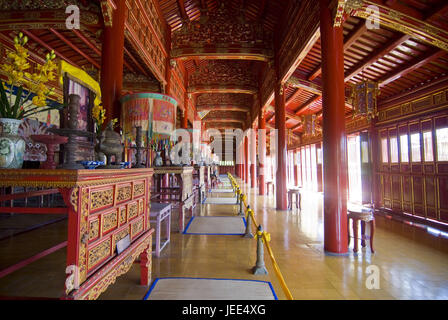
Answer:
top-left (287, 188), bottom-right (301, 210)
top-left (150, 202), bottom-right (172, 257)
top-left (266, 181), bottom-right (274, 196)
top-left (347, 205), bottom-right (375, 253)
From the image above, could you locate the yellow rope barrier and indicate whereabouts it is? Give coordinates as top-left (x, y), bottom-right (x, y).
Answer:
top-left (227, 173), bottom-right (294, 300)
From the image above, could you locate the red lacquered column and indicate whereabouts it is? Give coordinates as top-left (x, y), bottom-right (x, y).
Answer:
top-left (250, 128), bottom-right (256, 188)
top-left (245, 136), bottom-right (249, 184)
top-left (258, 111), bottom-right (266, 195)
top-left (320, 0), bottom-right (348, 255)
top-left (275, 81), bottom-right (288, 210)
top-left (238, 140), bottom-right (243, 178)
top-left (100, 0), bottom-right (126, 122)
top-left (240, 140), bottom-right (245, 181)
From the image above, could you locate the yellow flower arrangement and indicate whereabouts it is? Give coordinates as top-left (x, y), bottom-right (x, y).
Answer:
top-left (0, 32), bottom-right (63, 119)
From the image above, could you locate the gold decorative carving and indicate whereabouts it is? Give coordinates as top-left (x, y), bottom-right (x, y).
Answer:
top-left (100, 0), bottom-right (113, 27)
top-left (89, 219), bottom-right (100, 241)
top-left (119, 207), bottom-right (127, 225)
top-left (377, 88), bottom-right (448, 124)
top-left (90, 188), bottom-right (114, 211)
top-left (79, 189), bottom-right (89, 283)
top-left (139, 199), bottom-right (144, 215)
top-left (0, 170), bottom-right (154, 189)
top-left (70, 187), bottom-right (79, 212)
top-left (81, 238), bottom-right (150, 300)
top-left (133, 182), bottom-right (145, 198)
top-left (128, 202), bottom-right (138, 220)
top-left (116, 185), bottom-right (131, 202)
top-left (102, 210), bottom-right (118, 234)
top-left (131, 218), bottom-right (144, 238)
top-left (88, 239), bottom-right (111, 270)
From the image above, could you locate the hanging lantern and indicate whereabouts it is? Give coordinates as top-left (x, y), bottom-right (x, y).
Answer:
top-left (350, 80), bottom-right (380, 121)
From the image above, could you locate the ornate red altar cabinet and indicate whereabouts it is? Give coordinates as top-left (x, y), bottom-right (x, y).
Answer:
top-left (152, 166), bottom-right (194, 232)
top-left (0, 168), bottom-right (154, 300)
top-left (193, 165), bottom-right (206, 203)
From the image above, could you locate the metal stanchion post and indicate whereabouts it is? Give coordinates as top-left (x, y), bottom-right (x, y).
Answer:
top-left (252, 225), bottom-right (268, 275)
top-left (239, 194), bottom-right (245, 216)
top-left (243, 208), bottom-right (254, 238)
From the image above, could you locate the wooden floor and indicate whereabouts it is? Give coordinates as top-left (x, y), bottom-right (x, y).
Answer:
top-left (1, 178), bottom-right (448, 300)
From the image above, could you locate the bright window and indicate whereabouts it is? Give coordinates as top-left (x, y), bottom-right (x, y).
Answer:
top-left (410, 133), bottom-right (421, 162)
top-left (436, 127), bottom-right (448, 161)
top-left (400, 134), bottom-right (409, 163)
top-left (411, 133), bottom-right (422, 162)
top-left (390, 136), bottom-right (398, 163)
top-left (347, 135), bottom-right (362, 203)
top-left (423, 131), bottom-right (434, 162)
top-left (381, 138), bottom-right (388, 163)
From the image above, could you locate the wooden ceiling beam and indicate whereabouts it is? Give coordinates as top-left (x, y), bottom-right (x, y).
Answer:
top-left (286, 88), bottom-right (303, 105)
top-left (197, 105), bottom-right (250, 113)
top-left (72, 29), bottom-right (141, 75)
top-left (21, 30), bottom-right (80, 68)
top-left (294, 94), bottom-right (321, 114)
top-left (308, 23), bottom-right (368, 81)
top-left (123, 47), bottom-right (149, 76)
top-left (371, 0), bottom-right (423, 20)
top-left (176, 0), bottom-right (189, 21)
top-left (379, 49), bottom-right (446, 87)
top-left (49, 28), bottom-right (100, 68)
top-left (204, 118), bottom-right (245, 124)
top-left (265, 105), bottom-right (302, 122)
top-left (345, 3), bottom-right (447, 83)
top-left (344, 33), bottom-right (411, 82)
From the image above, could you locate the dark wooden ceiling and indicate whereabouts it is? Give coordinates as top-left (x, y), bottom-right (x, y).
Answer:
top-left (157, 0), bottom-right (448, 137)
top-left (158, 0), bottom-right (285, 32)
top-left (262, 0), bottom-right (448, 136)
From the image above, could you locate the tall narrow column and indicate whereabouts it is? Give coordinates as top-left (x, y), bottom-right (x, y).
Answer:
top-left (258, 111), bottom-right (266, 195)
top-left (316, 142), bottom-right (323, 192)
top-left (100, 0), bottom-right (126, 122)
top-left (294, 150), bottom-right (299, 187)
top-left (182, 93), bottom-right (189, 129)
top-left (241, 141), bottom-right (245, 180)
top-left (275, 81), bottom-right (288, 210)
top-left (320, 0), bottom-right (348, 255)
top-left (250, 128), bottom-right (256, 188)
top-left (238, 140), bottom-right (243, 178)
top-left (245, 136), bottom-right (249, 184)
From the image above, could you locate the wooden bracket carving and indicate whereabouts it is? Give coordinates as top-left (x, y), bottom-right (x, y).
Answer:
top-left (100, 0), bottom-right (116, 27)
top-left (331, 0), bottom-right (364, 27)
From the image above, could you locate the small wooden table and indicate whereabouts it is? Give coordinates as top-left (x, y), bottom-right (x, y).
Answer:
top-left (347, 204), bottom-right (375, 253)
top-left (152, 166), bottom-right (195, 233)
top-left (266, 181), bottom-right (275, 196)
top-left (150, 202), bottom-right (171, 257)
top-left (287, 188), bottom-right (301, 210)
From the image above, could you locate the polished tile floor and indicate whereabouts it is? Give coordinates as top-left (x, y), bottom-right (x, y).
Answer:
top-left (1, 179), bottom-right (448, 300)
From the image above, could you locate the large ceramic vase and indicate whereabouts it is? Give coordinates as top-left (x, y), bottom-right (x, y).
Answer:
top-left (0, 118), bottom-right (25, 169)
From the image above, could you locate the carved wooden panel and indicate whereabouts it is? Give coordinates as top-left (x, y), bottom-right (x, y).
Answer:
top-left (412, 176), bottom-right (424, 217)
top-left (425, 177), bottom-right (437, 219)
top-left (439, 176), bottom-right (448, 222)
top-left (125, 0), bottom-right (167, 82)
top-left (77, 171), bottom-right (151, 282)
top-left (171, 2), bottom-right (273, 60)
